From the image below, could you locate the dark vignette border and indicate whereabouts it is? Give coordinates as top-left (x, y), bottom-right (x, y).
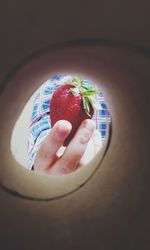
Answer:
top-left (0, 38), bottom-right (150, 94)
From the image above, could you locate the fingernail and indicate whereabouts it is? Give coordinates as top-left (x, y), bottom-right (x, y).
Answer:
top-left (58, 120), bottom-right (72, 131)
top-left (54, 120), bottom-right (72, 141)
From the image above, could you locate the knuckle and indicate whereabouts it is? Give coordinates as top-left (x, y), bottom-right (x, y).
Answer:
top-left (78, 128), bottom-right (92, 144)
top-left (79, 136), bottom-right (89, 144)
top-left (60, 158), bottom-right (78, 173)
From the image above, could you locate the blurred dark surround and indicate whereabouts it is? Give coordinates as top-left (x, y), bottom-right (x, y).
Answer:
top-left (0, 1), bottom-right (150, 250)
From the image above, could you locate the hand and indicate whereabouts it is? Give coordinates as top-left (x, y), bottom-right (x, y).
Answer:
top-left (34, 119), bottom-right (102, 176)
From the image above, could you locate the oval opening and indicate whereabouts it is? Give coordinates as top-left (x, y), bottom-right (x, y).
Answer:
top-left (11, 74), bottom-right (111, 176)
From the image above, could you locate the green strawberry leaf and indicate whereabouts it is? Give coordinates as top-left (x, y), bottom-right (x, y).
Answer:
top-left (72, 76), bottom-right (82, 85)
top-left (82, 84), bottom-right (94, 89)
top-left (70, 87), bottom-right (80, 95)
top-left (83, 96), bottom-right (91, 117)
top-left (80, 84), bottom-right (90, 90)
top-left (83, 90), bottom-right (98, 96)
top-left (87, 95), bottom-right (99, 110)
top-left (69, 77), bottom-right (101, 114)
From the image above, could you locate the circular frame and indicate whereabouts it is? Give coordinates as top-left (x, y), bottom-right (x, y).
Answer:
top-left (0, 43), bottom-right (112, 200)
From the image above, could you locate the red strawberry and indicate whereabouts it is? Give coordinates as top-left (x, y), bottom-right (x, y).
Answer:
top-left (50, 77), bottom-right (99, 146)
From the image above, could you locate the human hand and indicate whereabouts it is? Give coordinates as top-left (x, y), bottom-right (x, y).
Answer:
top-left (34, 119), bottom-right (102, 176)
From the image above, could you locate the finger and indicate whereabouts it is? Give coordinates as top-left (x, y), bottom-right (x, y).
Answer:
top-left (48, 119), bottom-right (95, 175)
top-left (79, 129), bottom-right (103, 167)
top-left (56, 146), bottom-right (66, 158)
top-left (79, 137), bottom-right (95, 166)
top-left (92, 129), bottom-right (103, 154)
top-left (34, 120), bottom-right (72, 174)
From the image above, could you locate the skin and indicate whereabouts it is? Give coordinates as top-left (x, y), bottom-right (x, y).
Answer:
top-left (34, 119), bottom-right (102, 176)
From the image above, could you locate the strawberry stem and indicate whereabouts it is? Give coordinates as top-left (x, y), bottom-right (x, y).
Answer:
top-left (69, 76), bottom-right (100, 116)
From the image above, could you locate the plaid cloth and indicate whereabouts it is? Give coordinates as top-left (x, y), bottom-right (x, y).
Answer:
top-left (27, 75), bottom-right (111, 170)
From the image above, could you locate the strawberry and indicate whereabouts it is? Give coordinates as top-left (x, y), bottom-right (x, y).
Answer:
top-left (50, 77), bottom-right (100, 146)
